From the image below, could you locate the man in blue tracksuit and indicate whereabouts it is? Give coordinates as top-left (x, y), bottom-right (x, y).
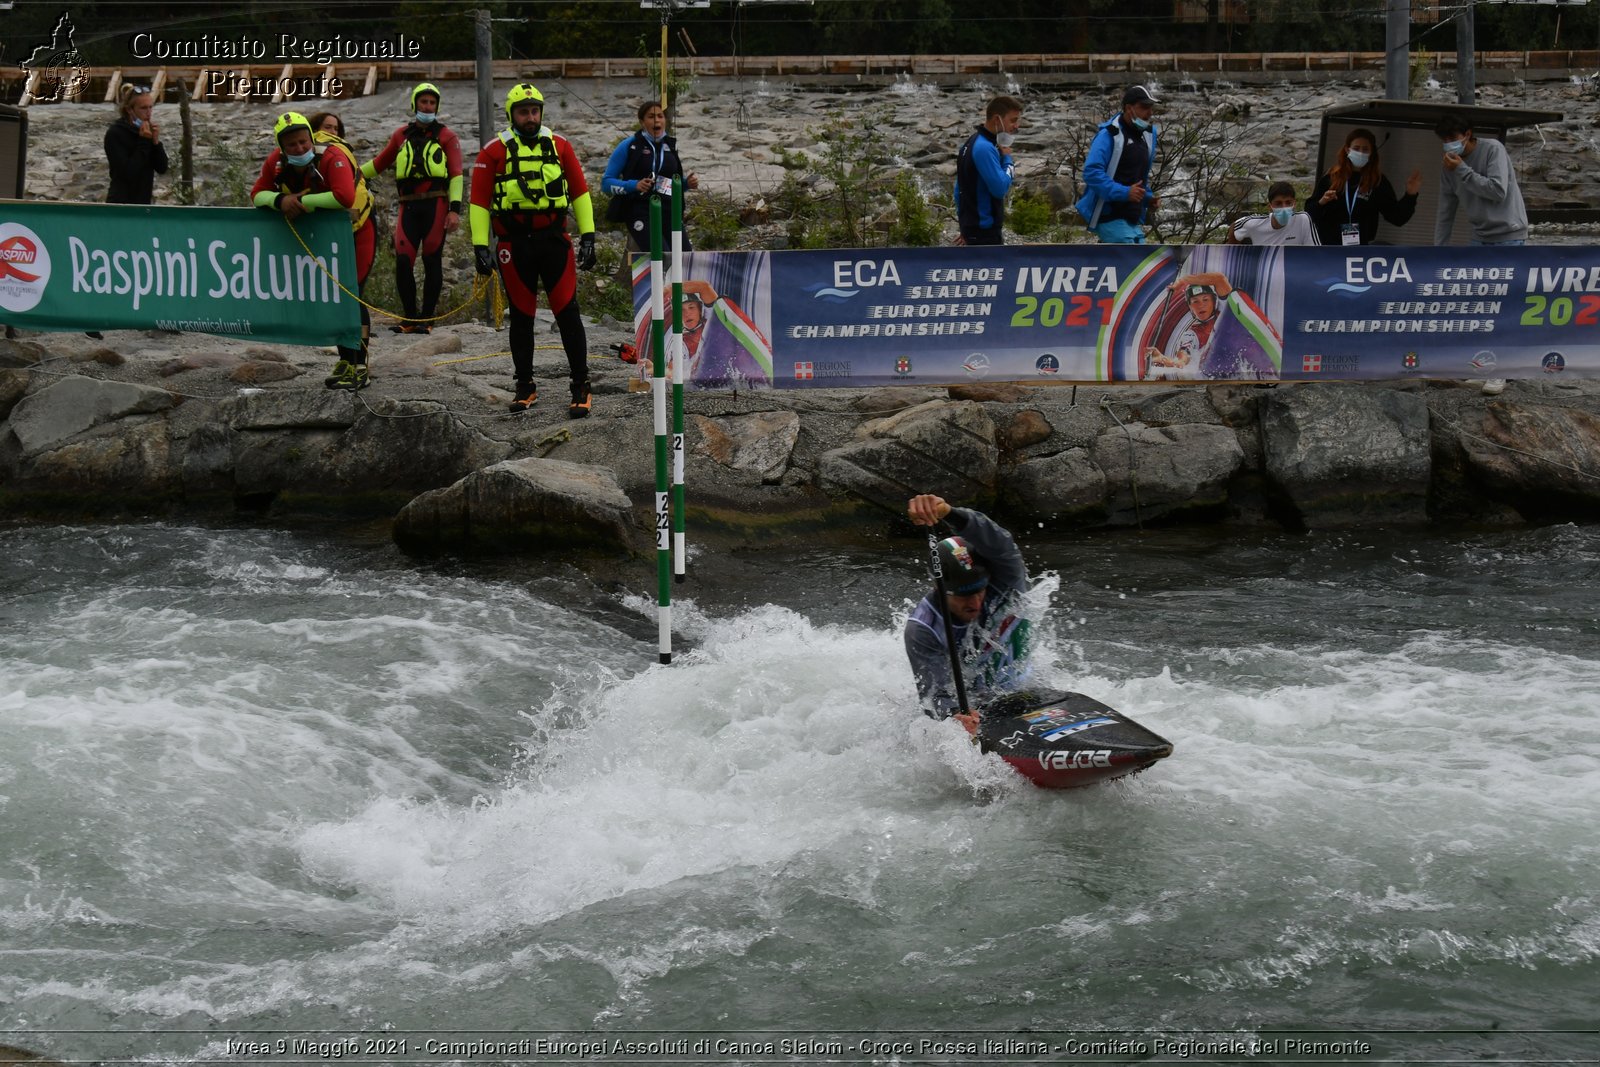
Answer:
top-left (1076, 84), bottom-right (1160, 244)
top-left (903, 494), bottom-right (1032, 721)
top-left (954, 95), bottom-right (1024, 246)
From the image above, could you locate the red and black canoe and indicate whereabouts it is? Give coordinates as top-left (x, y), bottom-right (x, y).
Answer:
top-left (957, 688), bottom-right (1174, 789)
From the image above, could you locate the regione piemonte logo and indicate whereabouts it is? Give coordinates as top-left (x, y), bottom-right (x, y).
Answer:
top-left (0, 224), bottom-right (52, 313)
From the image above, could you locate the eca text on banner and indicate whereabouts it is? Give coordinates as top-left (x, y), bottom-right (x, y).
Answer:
top-left (0, 201), bottom-right (361, 348)
top-left (629, 244), bottom-right (1600, 388)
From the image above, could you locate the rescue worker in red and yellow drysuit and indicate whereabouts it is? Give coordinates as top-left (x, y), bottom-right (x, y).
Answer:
top-left (363, 82), bottom-right (463, 334)
top-left (469, 83), bottom-right (598, 417)
top-left (250, 111), bottom-right (377, 389)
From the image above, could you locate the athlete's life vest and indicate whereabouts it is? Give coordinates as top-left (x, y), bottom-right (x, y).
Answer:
top-left (274, 131), bottom-right (374, 231)
top-left (490, 128), bottom-right (569, 212)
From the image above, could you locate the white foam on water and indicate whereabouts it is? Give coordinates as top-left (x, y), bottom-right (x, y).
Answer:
top-left (293, 604), bottom-right (1026, 937)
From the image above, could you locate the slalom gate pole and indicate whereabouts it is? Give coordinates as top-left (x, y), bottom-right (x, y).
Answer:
top-left (927, 531), bottom-right (972, 717)
top-left (670, 178), bottom-right (687, 583)
top-left (649, 196), bottom-right (672, 664)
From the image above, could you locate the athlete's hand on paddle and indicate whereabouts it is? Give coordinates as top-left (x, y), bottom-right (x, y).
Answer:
top-left (576, 233), bottom-right (597, 272)
top-left (907, 494), bottom-right (952, 527)
top-left (951, 710), bottom-right (979, 731)
top-left (474, 246), bottom-right (495, 276)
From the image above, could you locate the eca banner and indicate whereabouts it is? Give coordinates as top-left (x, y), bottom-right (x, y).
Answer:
top-left (630, 244), bottom-right (1600, 388)
top-left (0, 201), bottom-right (361, 347)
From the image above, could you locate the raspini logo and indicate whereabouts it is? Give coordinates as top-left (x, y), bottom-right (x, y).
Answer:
top-left (0, 224), bottom-right (53, 314)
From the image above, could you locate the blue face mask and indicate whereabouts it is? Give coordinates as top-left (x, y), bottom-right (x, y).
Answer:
top-left (1132, 117), bottom-right (1151, 132)
top-left (131, 117), bottom-right (143, 129)
top-left (1271, 206), bottom-right (1295, 227)
top-left (414, 111), bottom-right (436, 124)
top-left (1442, 139), bottom-right (1465, 155)
top-left (286, 150), bottom-right (315, 167)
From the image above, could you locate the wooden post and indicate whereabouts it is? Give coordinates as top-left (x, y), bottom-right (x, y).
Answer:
top-left (271, 63), bottom-right (294, 104)
top-left (104, 70), bottom-right (123, 103)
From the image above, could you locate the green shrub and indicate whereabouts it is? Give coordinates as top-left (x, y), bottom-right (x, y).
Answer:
top-left (1007, 189), bottom-right (1058, 238)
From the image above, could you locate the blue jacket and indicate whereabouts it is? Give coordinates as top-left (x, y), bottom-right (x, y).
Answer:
top-left (602, 129), bottom-right (689, 241)
top-left (1075, 114), bottom-right (1156, 229)
top-left (904, 508), bottom-right (1032, 717)
top-left (954, 125), bottom-right (1014, 236)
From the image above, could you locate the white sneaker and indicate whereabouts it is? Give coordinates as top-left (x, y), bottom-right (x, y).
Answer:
top-left (1481, 378), bottom-right (1507, 396)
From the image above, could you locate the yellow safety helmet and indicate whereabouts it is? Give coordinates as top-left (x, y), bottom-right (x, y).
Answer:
top-left (411, 82), bottom-right (442, 113)
top-left (504, 83), bottom-right (544, 125)
top-left (273, 111), bottom-right (312, 145)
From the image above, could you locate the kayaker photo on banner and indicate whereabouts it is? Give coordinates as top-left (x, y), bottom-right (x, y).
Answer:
top-left (1141, 245), bottom-right (1286, 381)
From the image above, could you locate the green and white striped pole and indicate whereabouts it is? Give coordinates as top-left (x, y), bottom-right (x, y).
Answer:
top-left (649, 196), bottom-right (671, 664)
top-left (670, 179), bottom-right (687, 583)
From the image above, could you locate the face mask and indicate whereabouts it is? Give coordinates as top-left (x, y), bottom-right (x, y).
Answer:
top-left (131, 117), bottom-right (142, 129)
top-left (1132, 117), bottom-right (1151, 132)
top-left (414, 111), bottom-right (436, 124)
top-left (1442, 140), bottom-right (1464, 155)
top-left (1271, 206), bottom-right (1294, 227)
top-left (996, 132), bottom-right (1016, 148)
top-left (1345, 149), bottom-right (1369, 168)
top-left (286, 150), bottom-right (315, 167)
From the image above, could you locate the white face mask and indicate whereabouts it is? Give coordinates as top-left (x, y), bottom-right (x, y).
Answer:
top-left (286, 150), bottom-right (315, 167)
top-left (996, 132), bottom-right (1016, 148)
top-left (1346, 149), bottom-right (1370, 169)
top-left (413, 111), bottom-right (436, 124)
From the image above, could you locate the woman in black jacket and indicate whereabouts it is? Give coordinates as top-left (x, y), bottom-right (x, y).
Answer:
top-left (104, 83), bottom-right (167, 204)
top-left (1306, 127), bottom-right (1420, 246)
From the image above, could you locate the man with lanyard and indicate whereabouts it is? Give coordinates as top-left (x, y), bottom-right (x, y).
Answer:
top-left (363, 82), bottom-right (463, 334)
top-left (953, 95), bottom-right (1023, 246)
top-left (250, 111), bottom-right (376, 390)
top-left (470, 83), bottom-right (598, 417)
top-left (1076, 85), bottom-right (1159, 244)
top-left (903, 493), bottom-right (1031, 723)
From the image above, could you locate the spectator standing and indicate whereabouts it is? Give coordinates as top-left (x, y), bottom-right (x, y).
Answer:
top-left (954, 95), bottom-right (1023, 246)
top-left (1433, 114), bottom-right (1528, 248)
top-left (250, 111), bottom-right (378, 390)
top-left (363, 83), bottom-right (464, 333)
top-left (1231, 181), bottom-right (1321, 246)
top-left (1434, 113), bottom-right (1529, 396)
top-left (603, 100), bottom-right (698, 279)
top-left (470, 83), bottom-right (598, 418)
top-left (1076, 85), bottom-right (1159, 244)
top-left (1306, 127), bottom-right (1420, 246)
top-left (104, 83), bottom-right (167, 204)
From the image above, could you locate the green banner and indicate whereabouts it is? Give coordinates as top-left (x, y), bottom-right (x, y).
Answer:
top-left (0, 201), bottom-right (361, 347)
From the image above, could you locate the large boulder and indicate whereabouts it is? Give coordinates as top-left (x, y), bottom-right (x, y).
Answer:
top-left (10, 421), bottom-right (177, 506)
top-left (7, 376), bottom-right (174, 456)
top-left (1259, 384), bottom-right (1430, 528)
top-left (222, 396), bottom-right (511, 512)
top-left (818, 399), bottom-right (999, 511)
top-left (392, 457), bottom-right (637, 556)
top-left (1003, 447), bottom-right (1108, 524)
top-left (1456, 399), bottom-right (1600, 519)
top-left (691, 410), bottom-right (800, 484)
top-left (1090, 422), bottom-right (1243, 525)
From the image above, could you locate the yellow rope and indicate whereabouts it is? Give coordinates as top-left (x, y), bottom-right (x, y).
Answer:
top-left (282, 215), bottom-right (491, 325)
